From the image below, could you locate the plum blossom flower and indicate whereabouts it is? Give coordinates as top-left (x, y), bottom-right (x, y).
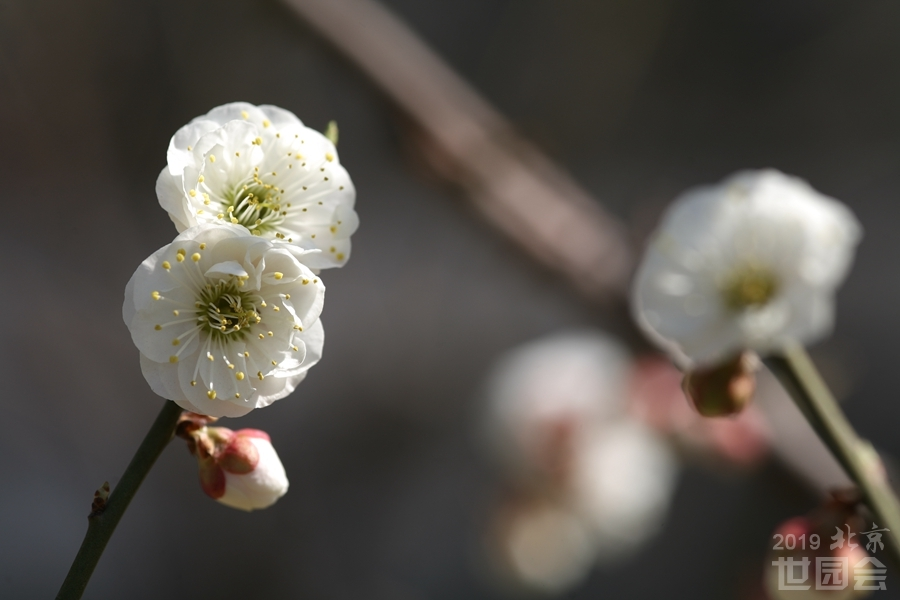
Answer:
top-left (124, 223), bottom-right (325, 418)
top-left (186, 424), bottom-right (289, 511)
top-left (483, 331), bottom-right (679, 591)
top-left (632, 169), bottom-right (861, 366)
top-left (157, 102), bottom-right (359, 270)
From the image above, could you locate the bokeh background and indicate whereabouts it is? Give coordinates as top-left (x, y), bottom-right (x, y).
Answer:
top-left (2, 0), bottom-right (900, 598)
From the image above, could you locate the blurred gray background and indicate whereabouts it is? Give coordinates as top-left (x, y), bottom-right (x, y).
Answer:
top-left (2, 0), bottom-right (900, 598)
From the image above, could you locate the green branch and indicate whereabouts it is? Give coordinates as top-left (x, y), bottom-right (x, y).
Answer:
top-left (766, 342), bottom-right (900, 565)
top-left (56, 400), bottom-right (183, 600)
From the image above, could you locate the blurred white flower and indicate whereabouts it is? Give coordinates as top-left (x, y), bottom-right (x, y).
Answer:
top-left (570, 421), bottom-right (678, 560)
top-left (632, 169), bottom-right (861, 366)
top-left (124, 223), bottom-right (325, 418)
top-left (483, 331), bottom-right (679, 591)
top-left (157, 102), bottom-right (359, 270)
top-left (484, 331), bottom-right (631, 475)
top-left (194, 427), bottom-right (289, 511)
top-left (503, 505), bottom-right (595, 593)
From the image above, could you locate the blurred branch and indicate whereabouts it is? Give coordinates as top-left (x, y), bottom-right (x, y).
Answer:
top-left (280, 0), bottom-right (633, 302)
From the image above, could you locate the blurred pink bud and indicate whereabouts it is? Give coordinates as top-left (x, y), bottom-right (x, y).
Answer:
top-left (765, 495), bottom-right (869, 600)
top-left (187, 427), bottom-right (289, 511)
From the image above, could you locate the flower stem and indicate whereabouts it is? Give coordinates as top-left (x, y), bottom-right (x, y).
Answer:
top-left (766, 342), bottom-right (900, 564)
top-left (56, 400), bottom-right (183, 600)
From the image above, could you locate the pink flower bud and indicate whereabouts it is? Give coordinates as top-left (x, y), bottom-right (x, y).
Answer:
top-left (187, 427), bottom-right (289, 511)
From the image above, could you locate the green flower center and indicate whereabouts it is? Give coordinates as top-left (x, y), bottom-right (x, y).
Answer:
top-left (223, 171), bottom-right (285, 235)
top-left (196, 278), bottom-right (261, 341)
top-left (721, 265), bottom-right (779, 311)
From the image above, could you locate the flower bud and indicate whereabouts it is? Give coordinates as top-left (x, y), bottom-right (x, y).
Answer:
top-left (682, 352), bottom-right (759, 417)
top-left (185, 426), bottom-right (289, 511)
top-left (765, 493), bottom-right (869, 600)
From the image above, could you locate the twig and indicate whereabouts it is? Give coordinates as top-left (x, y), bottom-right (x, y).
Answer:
top-left (279, 0), bottom-right (633, 302)
top-left (767, 343), bottom-right (900, 564)
top-left (56, 401), bottom-right (183, 600)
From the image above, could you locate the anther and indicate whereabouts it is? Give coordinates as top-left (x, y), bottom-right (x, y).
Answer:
top-left (273, 272), bottom-right (283, 280)
top-left (162, 261), bottom-right (171, 270)
top-left (152, 291), bottom-right (161, 300)
top-left (192, 253), bottom-right (201, 262)
top-left (169, 355), bottom-right (178, 363)
top-left (207, 390), bottom-right (217, 399)
top-left (236, 372), bottom-right (245, 381)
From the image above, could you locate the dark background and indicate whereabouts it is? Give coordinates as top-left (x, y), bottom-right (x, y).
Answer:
top-left (2, 0), bottom-right (900, 598)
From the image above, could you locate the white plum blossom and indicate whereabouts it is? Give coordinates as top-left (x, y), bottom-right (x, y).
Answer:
top-left (124, 223), bottom-right (325, 418)
top-left (192, 427), bottom-right (289, 511)
top-left (483, 331), bottom-right (679, 590)
top-left (632, 169), bottom-right (861, 366)
top-left (157, 102), bottom-right (358, 270)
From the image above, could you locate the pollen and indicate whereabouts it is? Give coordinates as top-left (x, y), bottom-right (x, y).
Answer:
top-left (192, 253), bottom-right (201, 262)
top-left (291, 345), bottom-right (299, 352)
top-left (236, 372), bottom-right (245, 381)
top-left (173, 310), bottom-right (180, 316)
top-left (258, 333), bottom-right (265, 339)
top-left (325, 152), bottom-right (334, 162)
top-left (267, 331), bottom-right (274, 337)
top-left (257, 371), bottom-right (264, 380)
top-left (198, 175), bottom-right (205, 183)
top-left (273, 272), bottom-right (283, 280)
top-left (190, 380), bottom-right (197, 386)
top-left (176, 254), bottom-right (185, 262)
top-left (209, 155), bottom-right (216, 163)
top-left (207, 390), bottom-right (217, 399)
top-left (189, 189), bottom-right (197, 197)
top-left (241, 110), bottom-right (249, 119)
top-left (151, 291), bottom-right (161, 300)
top-left (199, 243), bottom-right (206, 250)
top-left (337, 253), bottom-right (345, 261)
top-left (172, 339), bottom-right (180, 346)
top-left (330, 226), bottom-right (337, 233)
top-left (263, 119), bottom-right (271, 128)
top-left (302, 279), bottom-right (309, 285)
top-left (154, 324), bottom-right (162, 331)
top-left (169, 355), bottom-right (178, 363)
top-left (162, 261), bottom-right (171, 270)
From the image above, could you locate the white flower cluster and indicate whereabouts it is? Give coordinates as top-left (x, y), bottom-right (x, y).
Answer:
top-left (124, 102), bottom-right (358, 418)
top-left (484, 331), bottom-right (679, 592)
top-left (632, 169), bottom-right (860, 366)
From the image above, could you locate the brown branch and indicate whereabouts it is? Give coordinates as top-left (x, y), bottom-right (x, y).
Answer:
top-left (280, 0), bottom-right (634, 302)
